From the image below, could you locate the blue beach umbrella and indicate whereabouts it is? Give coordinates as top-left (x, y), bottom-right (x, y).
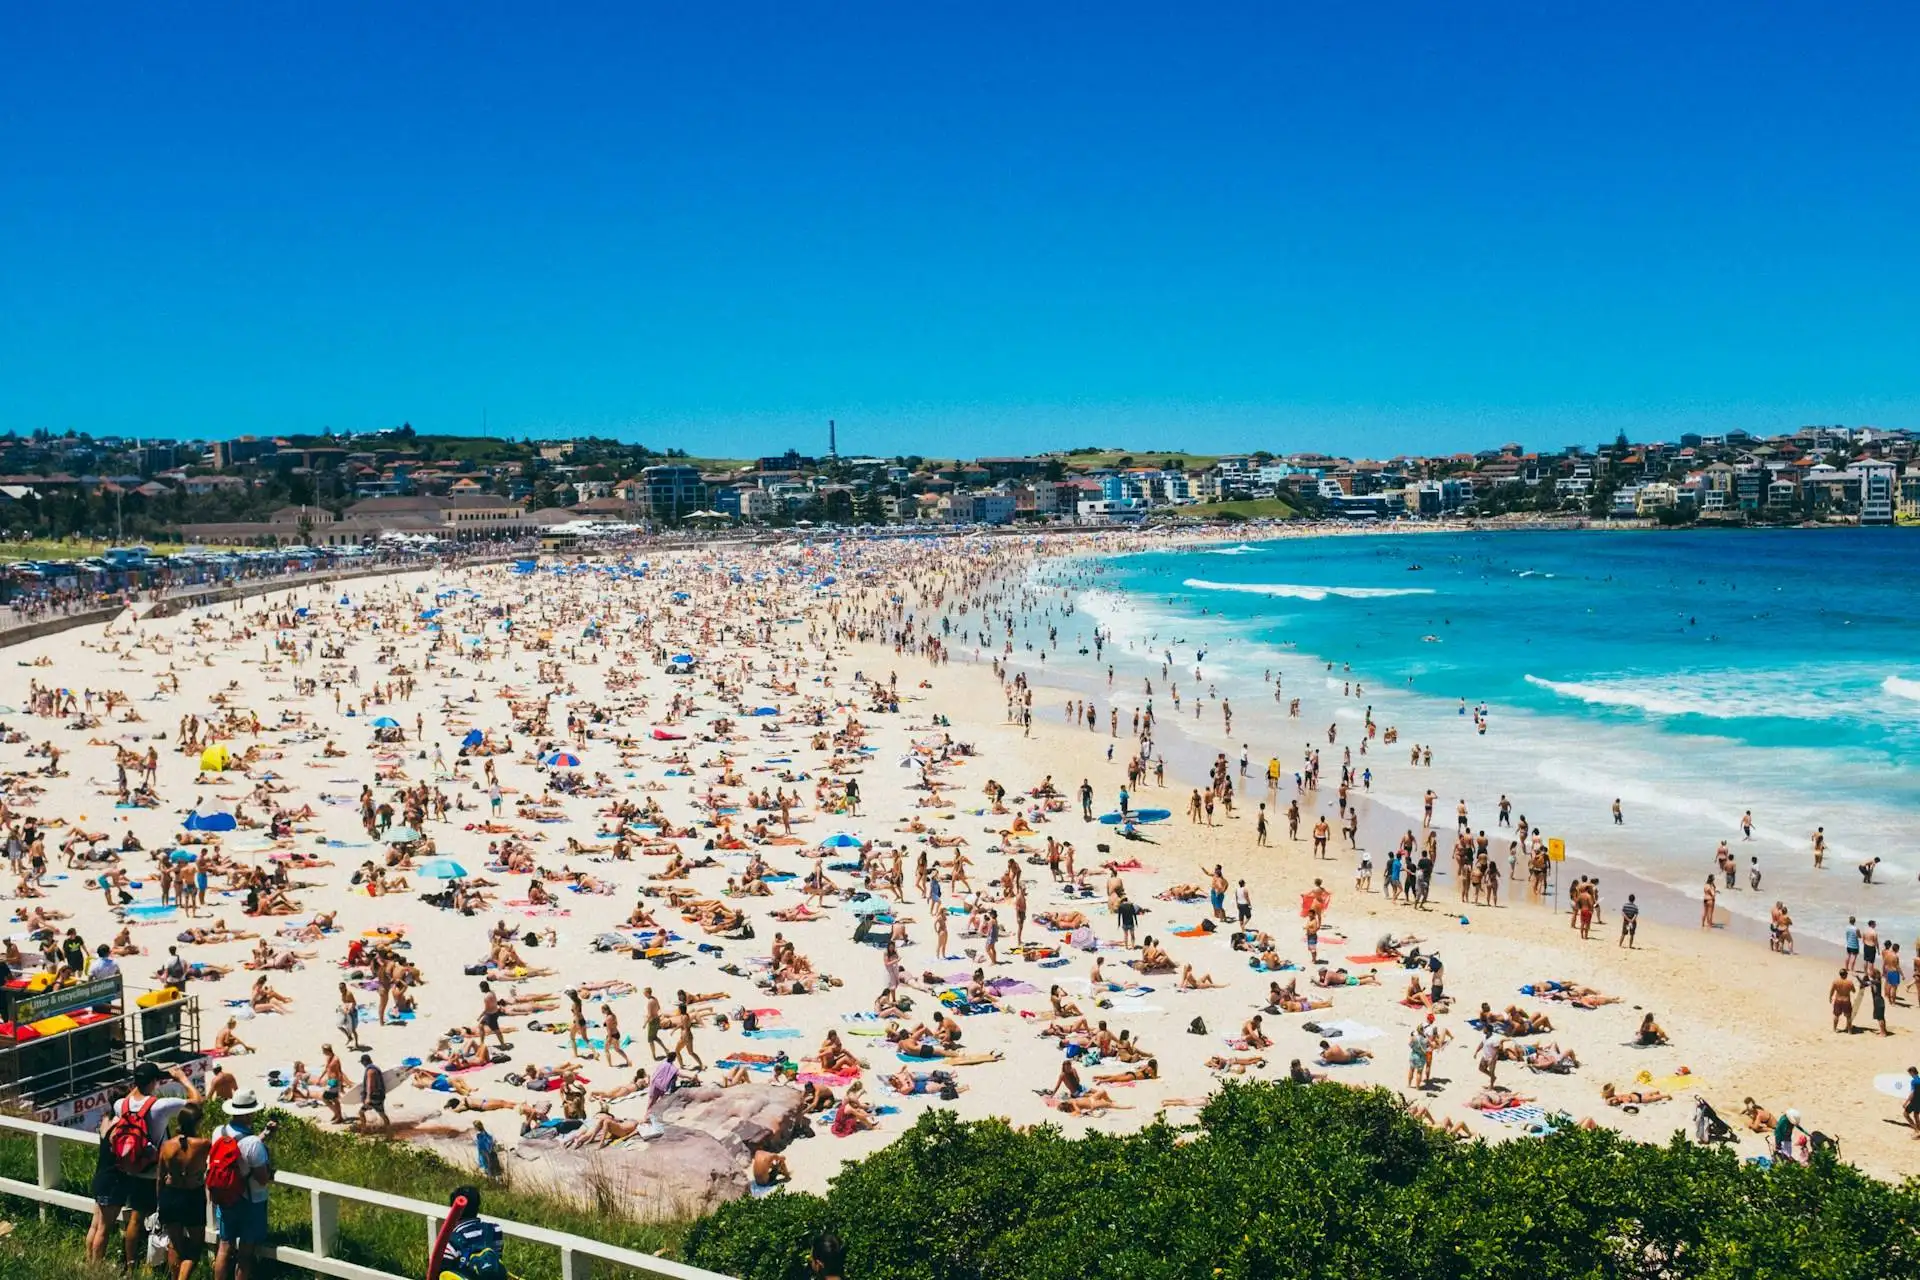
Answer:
top-left (818, 832), bottom-right (863, 849)
top-left (370, 716), bottom-right (400, 728)
top-left (544, 751), bottom-right (582, 768)
top-left (417, 857), bottom-right (469, 880)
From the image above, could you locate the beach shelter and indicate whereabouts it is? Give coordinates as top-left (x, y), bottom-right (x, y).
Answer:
top-left (461, 729), bottom-right (484, 748)
top-left (670, 654), bottom-right (694, 665)
top-left (182, 810), bottom-right (236, 833)
top-left (198, 744), bottom-right (232, 772)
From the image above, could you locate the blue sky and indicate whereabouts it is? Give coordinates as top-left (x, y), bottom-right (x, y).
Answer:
top-left (3, 3), bottom-right (1915, 458)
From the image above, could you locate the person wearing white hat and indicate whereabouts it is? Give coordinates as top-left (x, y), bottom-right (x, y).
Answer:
top-left (209, 1090), bottom-right (274, 1280)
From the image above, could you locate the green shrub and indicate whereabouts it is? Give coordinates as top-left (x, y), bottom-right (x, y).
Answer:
top-left (684, 1081), bottom-right (1920, 1280)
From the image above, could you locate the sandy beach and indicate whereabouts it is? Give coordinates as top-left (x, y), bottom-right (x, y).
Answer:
top-left (2, 530), bottom-right (1913, 1208)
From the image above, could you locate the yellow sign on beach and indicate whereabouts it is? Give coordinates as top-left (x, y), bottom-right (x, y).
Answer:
top-left (1547, 838), bottom-right (1566, 862)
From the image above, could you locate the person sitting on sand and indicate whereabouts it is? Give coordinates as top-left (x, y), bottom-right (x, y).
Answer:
top-left (816, 1031), bottom-right (860, 1077)
top-left (212, 1017), bottom-right (255, 1055)
top-left (1318, 1039), bottom-right (1372, 1065)
top-left (1740, 1097), bottom-right (1776, 1133)
top-left (1636, 1013), bottom-right (1670, 1046)
top-left (1048, 985), bottom-right (1081, 1019)
top-left (1136, 939), bottom-right (1175, 974)
top-left (1241, 1015), bottom-right (1273, 1049)
top-left (250, 975), bottom-right (294, 1013)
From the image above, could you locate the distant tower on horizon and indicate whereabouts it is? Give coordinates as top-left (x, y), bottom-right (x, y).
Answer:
top-left (828, 418), bottom-right (838, 466)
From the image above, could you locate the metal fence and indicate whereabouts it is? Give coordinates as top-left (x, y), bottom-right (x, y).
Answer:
top-left (0, 1111), bottom-right (733, 1280)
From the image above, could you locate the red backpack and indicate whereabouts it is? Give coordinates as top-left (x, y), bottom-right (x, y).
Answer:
top-left (205, 1130), bottom-right (248, 1207)
top-left (107, 1097), bottom-right (159, 1175)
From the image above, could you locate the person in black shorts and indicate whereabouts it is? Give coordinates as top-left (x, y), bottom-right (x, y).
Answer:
top-left (87, 1087), bottom-right (131, 1262)
top-left (1619, 894), bottom-right (1640, 949)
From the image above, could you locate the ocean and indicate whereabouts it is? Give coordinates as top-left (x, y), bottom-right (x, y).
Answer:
top-left (1017, 528), bottom-right (1920, 946)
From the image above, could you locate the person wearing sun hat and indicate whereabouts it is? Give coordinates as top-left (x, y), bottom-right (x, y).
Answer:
top-left (211, 1089), bottom-right (275, 1280)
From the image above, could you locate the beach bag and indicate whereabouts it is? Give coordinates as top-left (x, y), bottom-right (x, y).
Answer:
top-left (108, 1098), bottom-right (159, 1174)
top-left (1186, 1017), bottom-right (1207, 1036)
top-left (206, 1132), bottom-right (248, 1207)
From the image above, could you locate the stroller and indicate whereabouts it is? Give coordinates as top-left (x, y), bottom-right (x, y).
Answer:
top-left (1693, 1095), bottom-right (1737, 1145)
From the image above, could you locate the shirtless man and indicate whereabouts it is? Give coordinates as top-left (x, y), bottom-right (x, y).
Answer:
top-left (1318, 1039), bottom-right (1371, 1065)
top-left (1830, 969), bottom-right (1857, 1033)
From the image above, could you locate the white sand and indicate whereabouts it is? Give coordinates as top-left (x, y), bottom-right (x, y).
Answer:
top-left (1, 533), bottom-right (1912, 1204)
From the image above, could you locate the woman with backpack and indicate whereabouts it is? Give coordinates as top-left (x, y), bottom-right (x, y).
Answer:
top-left (156, 1103), bottom-right (212, 1280)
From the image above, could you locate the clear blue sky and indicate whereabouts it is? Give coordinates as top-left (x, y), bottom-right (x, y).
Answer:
top-left (3, 3), bottom-right (1915, 458)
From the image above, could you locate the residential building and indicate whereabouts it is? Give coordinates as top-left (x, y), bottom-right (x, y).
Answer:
top-left (639, 465), bottom-right (707, 522)
top-left (1849, 458), bottom-right (1897, 525)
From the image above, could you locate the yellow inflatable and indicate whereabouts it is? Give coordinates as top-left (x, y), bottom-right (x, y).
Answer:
top-left (199, 744), bottom-right (232, 771)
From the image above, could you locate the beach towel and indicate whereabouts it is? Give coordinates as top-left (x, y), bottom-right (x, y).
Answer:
top-left (798, 1070), bottom-right (858, 1087)
top-left (1347, 954), bottom-right (1398, 964)
top-left (1477, 1105), bottom-right (1550, 1125)
top-left (1321, 1019), bottom-right (1385, 1042)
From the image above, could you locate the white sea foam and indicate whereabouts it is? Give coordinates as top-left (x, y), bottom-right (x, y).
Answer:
top-left (1884, 675), bottom-right (1920, 704)
top-left (1524, 672), bottom-right (1871, 723)
top-left (1203, 543), bottom-right (1260, 555)
top-left (1182, 578), bottom-right (1435, 602)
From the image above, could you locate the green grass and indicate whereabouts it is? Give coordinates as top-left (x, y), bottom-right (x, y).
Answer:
top-left (1181, 498), bottom-right (1299, 520)
top-left (0, 537), bottom-right (256, 562)
top-left (1048, 449), bottom-right (1228, 471)
top-left (0, 1109), bottom-right (693, 1279)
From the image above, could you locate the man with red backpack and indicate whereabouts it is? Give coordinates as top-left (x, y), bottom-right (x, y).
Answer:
top-left (208, 1089), bottom-right (275, 1280)
top-left (92, 1061), bottom-right (202, 1268)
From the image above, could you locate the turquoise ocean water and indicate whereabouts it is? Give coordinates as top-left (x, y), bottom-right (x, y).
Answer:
top-left (1021, 529), bottom-right (1920, 945)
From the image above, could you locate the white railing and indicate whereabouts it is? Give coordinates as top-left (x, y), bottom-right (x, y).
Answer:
top-left (0, 1111), bottom-right (733, 1280)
